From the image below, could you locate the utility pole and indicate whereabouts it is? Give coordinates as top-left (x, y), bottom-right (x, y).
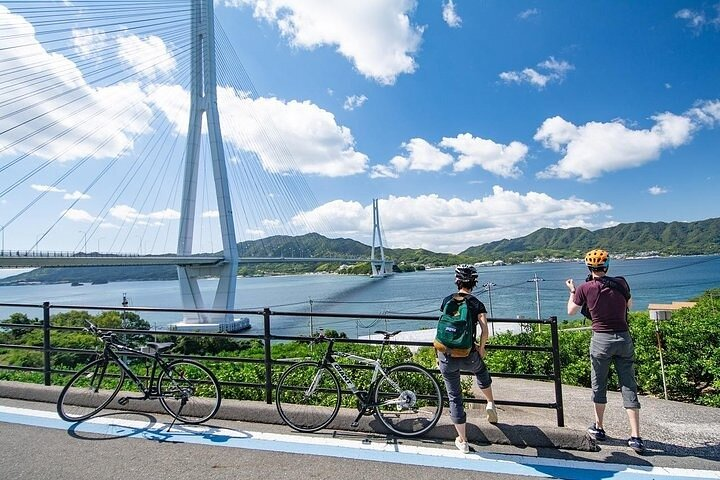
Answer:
top-left (121, 293), bottom-right (129, 329)
top-left (528, 273), bottom-right (544, 330)
top-left (483, 282), bottom-right (496, 335)
top-left (309, 298), bottom-right (314, 336)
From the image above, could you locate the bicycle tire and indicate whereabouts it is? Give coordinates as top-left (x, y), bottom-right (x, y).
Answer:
top-left (372, 362), bottom-right (443, 438)
top-left (276, 361), bottom-right (341, 433)
top-left (57, 358), bottom-right (126, 422)
top-left (158, 359), bottom-right (221, 424)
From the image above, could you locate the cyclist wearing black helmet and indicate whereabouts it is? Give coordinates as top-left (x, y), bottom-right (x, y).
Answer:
top-left (437, 264), bottom-right (497, 454)
top-left (566, 249), bottom-right (644, 454)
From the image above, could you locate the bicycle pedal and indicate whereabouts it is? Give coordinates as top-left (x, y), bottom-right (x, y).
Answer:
top-left (117, 397), bottom-right (129, 406)
top-left (350, 421), bottom-right (359, 428)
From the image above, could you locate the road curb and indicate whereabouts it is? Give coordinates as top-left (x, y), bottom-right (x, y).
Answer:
top-left (0, 380), bottom-right (596, 451)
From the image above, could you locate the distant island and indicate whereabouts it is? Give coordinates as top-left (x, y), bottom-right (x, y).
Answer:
top-left (1, 217), bottom-right (718, 285)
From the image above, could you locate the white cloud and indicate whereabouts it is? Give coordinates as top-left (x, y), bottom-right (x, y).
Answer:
top-left (675, 6), bottom-right (720, 31)
top-left (62, 208), bottom-right (96, 222)
top-left (442, 0), bottom-right (462, 28)
top-left (518, 8), bottom-right (539, 20)
top-left (31, 184), bottom-right (64, 193)
top-left (389, 138), bottom-right (454, 173)
top-left (109, 204), bottom-right (180, 221)
top-left (499, 56), bottom-right (574, 89)
top-left (117, 34), bottom-right (176, 79)
top-left (648, 186), bottom-right (668, 195)
top-left (64, 191), bottom-right (91, 200)
top-left (371, 134), bottom-right (528, 179)
top-left (343, 94), bottom-right (368, 111)
top-left (440, 133), bottom-right (528, 177)
top-left (535, 112), bottom-right (695, 180)
top-left (224, 0), bottom-right (424, 85)
top-left (0, 7), bottom-right (154, 162)
top-left (148, 85), bottom-right (369, 177)
top-left (72, 28), bottom-right (108, 59)
top-left (290, 189), bottom-right (612, 253)
top-left (370, 164), bottom-right (399, 179)
top-left (687, 99), bottom-right (720, 127)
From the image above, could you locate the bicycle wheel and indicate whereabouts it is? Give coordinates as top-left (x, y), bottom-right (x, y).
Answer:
top-left (57, 358), bottom-right (126, 422)
top-left (158, 360), bottom-right (221, 424)
top-left (276, 361), bottom-right (341, 433)
top-left (372, 362), bottom-right (443, 438)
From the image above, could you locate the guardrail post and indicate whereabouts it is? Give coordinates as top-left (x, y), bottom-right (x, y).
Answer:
top-left (263, 307), bottom-right (272, 404)
top-left (42, 301), bottom-right (51, 386)
top-left (549, 316), bottom-right (564, 427)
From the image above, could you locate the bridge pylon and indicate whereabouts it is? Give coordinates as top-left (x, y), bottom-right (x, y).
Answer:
top-left (175, 0), bottom-right (242, 331)
top-left (370, 199), bottom-right (393, 277)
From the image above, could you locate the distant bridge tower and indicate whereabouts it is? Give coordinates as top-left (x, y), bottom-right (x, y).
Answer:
top-left (370, 199), bottom-right (392, 277)
top-left (175, 0), bottom-right (240, 328)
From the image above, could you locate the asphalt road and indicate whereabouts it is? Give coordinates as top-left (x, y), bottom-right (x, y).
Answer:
top-left (1, 396), bottom-right (719, 480)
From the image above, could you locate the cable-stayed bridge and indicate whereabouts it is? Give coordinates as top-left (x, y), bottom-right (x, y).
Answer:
top-left (0, 252), bottom-right (379, 268)
top-left (0, 1), bottom-right (394, 331)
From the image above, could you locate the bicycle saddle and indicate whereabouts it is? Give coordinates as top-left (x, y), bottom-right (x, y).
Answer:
top-left (145, 342), bottom-right (174, 353)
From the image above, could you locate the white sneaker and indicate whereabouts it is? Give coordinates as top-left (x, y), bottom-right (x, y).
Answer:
top-left (486, 405), bottom-right (498, 423)
top-left (454, 437), bottom-right (470, 454)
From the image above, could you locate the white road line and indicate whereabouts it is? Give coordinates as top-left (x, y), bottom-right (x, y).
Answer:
top-left (1, 405), bottom-right (718, 480)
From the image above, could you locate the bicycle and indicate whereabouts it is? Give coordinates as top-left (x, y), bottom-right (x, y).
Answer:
top-left (56, 321), bottom-right (221, 427)
top-left (275, 330), bottom-right (443, 438)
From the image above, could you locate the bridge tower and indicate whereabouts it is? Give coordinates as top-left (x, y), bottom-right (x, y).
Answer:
top-left (175, 0), bottom-right (240, 328)
top-left (370, 199), bottom-right (391, 277)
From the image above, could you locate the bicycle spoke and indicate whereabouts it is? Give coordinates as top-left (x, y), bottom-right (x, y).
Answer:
top-left (57, 359), bottom-right (125, 422)
top-left (373, 363), bottom-right (443, 437)
top-left (158, 360), bottom-right (221, 424)
top-left (276, 362), bottom-right (341, 433)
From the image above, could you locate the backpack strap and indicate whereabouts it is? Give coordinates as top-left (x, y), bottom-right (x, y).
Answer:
top-left (580, 276), bottom-right (630, 321)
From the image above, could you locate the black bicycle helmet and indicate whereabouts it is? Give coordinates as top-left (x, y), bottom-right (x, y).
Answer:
top-left (454, 264), bottom-right (478, 282)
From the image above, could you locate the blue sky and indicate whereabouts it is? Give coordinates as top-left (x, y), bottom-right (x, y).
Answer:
top-left (0, 1), bottom-right (719, 255)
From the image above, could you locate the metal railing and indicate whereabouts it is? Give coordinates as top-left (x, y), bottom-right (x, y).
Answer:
top-left (0, 301), bottom-right (565, 426)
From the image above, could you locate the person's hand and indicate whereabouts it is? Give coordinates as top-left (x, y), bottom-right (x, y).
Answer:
top-left (565, 278), bottom-right (575, 293)
top-left (477, 344), bottom-right (487, 358)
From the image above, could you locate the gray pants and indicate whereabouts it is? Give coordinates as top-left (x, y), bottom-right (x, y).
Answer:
top-left (437, 349), bottom-right (492, 424)
top-left (590, 331), bottom-right (641, 409)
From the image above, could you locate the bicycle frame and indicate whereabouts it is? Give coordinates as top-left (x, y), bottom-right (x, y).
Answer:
top-left (95, 338), bottom-right (174, 401)
top-left (312, 338), bottom-right (403, 414)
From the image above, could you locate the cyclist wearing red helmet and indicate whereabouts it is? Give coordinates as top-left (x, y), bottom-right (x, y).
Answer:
top-left (565, 249), bottom-right (644, 454)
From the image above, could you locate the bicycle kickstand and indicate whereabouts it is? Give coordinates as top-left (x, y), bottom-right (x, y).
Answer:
top-left (166, 398), bottom-right (187, 431)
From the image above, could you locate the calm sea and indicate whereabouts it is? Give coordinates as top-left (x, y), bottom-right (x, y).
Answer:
top-left (1, 255), bottom-right (718, 338)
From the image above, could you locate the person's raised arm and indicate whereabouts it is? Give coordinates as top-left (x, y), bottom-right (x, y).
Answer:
top-left (566, 278), bottom-right (581, 315)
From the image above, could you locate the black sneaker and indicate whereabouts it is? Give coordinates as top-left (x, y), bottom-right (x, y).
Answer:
top-left (628, 436), bottom-right (645, 454)
top-left (587, 423), bottom-right (606, 441)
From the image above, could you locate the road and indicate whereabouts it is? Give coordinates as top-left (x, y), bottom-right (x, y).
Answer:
top-left (1, 398), bottom-right (719, 480)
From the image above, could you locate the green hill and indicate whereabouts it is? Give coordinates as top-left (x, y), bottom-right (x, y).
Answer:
top-left (1, 218), bottom-right (718, 284)
top-left (461, 217), bottom-right (720, 262)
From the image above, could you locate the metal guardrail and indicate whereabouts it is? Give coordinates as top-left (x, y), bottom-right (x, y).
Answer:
top-left (0, 301), bottom-right (565, 426)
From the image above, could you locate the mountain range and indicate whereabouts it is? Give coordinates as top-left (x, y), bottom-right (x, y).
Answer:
top-left (2, 217), bottom-right (718, 284)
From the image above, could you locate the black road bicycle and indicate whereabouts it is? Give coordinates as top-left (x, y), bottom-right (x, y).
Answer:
top-left (57, 321), bottom-right (221, 426)
top-left (275, 330), bottom-right (443, 438)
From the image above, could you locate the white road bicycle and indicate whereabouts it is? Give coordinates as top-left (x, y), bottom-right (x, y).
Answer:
top-left (275, 330), bottom-right (443, 438)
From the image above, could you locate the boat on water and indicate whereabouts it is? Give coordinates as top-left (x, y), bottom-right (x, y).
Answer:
top-left (70, 282), bottom-right (83, 287)
top-left (169, 317), bottom-right (252, 333)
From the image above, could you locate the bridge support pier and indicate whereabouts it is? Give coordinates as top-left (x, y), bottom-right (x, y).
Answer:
top-left (370, 199), bottom-right (393, 277)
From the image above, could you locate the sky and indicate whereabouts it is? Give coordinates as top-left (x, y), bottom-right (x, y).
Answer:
top-left (0, 0), bottom-right (719, 256)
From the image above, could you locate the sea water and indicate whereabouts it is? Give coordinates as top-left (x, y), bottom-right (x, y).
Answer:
top-left (0, 255), bottom-right (718, 338)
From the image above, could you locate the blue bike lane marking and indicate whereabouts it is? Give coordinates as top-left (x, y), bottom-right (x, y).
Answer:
top-left (1, 405), bottom-right (718, 480)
